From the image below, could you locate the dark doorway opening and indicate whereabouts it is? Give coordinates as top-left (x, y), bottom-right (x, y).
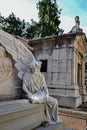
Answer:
top-left (40, 60), bottom-right (47, 72)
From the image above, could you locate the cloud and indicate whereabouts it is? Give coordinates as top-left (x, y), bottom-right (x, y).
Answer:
top-left (0, 0), bottom-right (38, 22)
top-left (59, 15), bottom-right (75, 33)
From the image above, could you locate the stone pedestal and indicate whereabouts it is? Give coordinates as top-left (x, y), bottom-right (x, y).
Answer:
top-left (54, 95), bottom-right (82, 108)
top-left (0, 99), bottom-right (48, 130)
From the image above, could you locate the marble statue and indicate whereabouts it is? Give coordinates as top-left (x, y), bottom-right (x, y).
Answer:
top-left (0, 29), bottom-right (61, 124)
top-left (23, 61), bottom-right (61, 124)
top-left (69, 16), bottom-right (83, 33)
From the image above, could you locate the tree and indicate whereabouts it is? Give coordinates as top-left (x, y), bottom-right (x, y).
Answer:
top-left (26, 19), bottom-right (40, 39)
top-left (0, 12), bottom-right (26, 37)
top-left (0, 13), bottom-right (5, 28)
top-left (37, 0), bottom-right (63, 37)
top-left (26, 0), bottom-right (63, 39)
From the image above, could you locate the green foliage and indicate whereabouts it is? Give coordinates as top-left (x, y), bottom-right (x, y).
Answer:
top-left (0, 12), bottom-right (26, 37)
top-left (26, 0), bottom-right (63, 38)
top-left (26, 19), bottom-right (40, 39)
top-left (36, 0), bottom-right (63, 37)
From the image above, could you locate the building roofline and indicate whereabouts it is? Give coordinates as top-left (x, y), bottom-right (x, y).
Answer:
top-left (28, 32), bottom-right (86, 44)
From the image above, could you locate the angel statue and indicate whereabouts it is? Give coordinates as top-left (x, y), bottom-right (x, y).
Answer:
top-left (0, 29), bottom-right (62, 125)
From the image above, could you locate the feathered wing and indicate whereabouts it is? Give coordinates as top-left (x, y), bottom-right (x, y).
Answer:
top-left (0, 29), bottom-right (35, 79)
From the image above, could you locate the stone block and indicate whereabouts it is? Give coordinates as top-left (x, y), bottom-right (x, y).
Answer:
top-left (49, 88), bottom-right (66, 96)
top-left (67, 60), bottom-right (72, 72)
top-left (65, 48), bottom-right (73, 60)
top-left (52, 49), bottom-right (59, 60)
top-left (54, 95), bottom-right (82, 108)
top-left (51, 72), bottom-right (71, 85)
top-left (58, 60), bottom-right (67, 73)
top-left (51, 60), bottom-right (58, 72)
top-left (59, 48), bottom-right (66, 60)
top-left (0, 99), bottom-right (48, 130)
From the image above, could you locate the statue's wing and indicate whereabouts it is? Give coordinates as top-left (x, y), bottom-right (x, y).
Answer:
top-left (0, 29), bottom-right (35, 79)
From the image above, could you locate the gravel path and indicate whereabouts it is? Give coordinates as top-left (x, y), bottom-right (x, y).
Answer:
top-left (60, 112), bottom-right (86, 130)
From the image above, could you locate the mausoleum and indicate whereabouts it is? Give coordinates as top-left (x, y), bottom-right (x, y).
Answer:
top-left (29, 16), bottom-right (87, 108)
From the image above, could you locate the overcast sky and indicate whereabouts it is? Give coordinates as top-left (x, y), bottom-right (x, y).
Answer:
top-left (0, 0), bottom-right (87, 36)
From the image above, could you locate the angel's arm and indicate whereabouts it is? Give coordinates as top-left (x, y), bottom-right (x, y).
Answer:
top-left (44, 85), bottom-right (49, 96)
top-left (23, 84), bottom-right (32, 98)
top-left (41, 74), bottom-right (49, 97)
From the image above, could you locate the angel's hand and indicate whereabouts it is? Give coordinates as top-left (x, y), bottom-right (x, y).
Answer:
top-left (31, 95), bottom-right (39, 100)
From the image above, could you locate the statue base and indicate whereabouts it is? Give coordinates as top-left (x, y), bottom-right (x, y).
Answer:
top-left (35, 122), bottom-right (64, 130)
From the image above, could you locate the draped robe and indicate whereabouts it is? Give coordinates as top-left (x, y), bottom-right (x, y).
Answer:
top-left (23, 70), bottom-right (59, 122)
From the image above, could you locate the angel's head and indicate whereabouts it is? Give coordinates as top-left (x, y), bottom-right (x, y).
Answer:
top-left (29, 61), bottom-right (42, 74)
top-left (0, 45), bottom-right (7, 57)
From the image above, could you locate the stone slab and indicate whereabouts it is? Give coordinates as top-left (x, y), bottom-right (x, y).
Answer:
top-left (0, 99), bottom-right (48, 130)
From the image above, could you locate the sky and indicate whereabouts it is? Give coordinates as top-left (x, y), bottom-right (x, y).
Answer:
top-left (0, 0), bottom-right (87, 36)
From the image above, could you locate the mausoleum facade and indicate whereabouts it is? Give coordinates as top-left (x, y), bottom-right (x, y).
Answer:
top-left (29, 32), bottom-right (87, 108)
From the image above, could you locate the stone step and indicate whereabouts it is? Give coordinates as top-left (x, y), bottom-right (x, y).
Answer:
top-left (0, 99), bottom-right (48, 130)
top-left (35, 122), bottom-right (64, 130)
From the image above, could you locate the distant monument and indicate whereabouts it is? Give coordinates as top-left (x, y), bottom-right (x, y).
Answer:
top-left (69, 16), bottom-right (83, 33)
